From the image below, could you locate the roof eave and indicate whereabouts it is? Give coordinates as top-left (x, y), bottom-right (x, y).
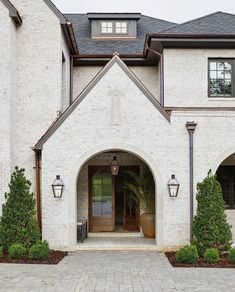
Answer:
top-left (1, 0), bottom-right (22, 25)
top-left (146, 34), bottom-right (235, 52)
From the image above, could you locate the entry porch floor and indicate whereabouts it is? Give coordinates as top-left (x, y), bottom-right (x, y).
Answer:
top-left (76, 232), bottom-right (158, 251)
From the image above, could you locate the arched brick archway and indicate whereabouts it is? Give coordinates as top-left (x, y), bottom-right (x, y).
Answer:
top-left (66, 142), bottom-right (164, 248)
top-left (211, 146), bottom-right (235, 173)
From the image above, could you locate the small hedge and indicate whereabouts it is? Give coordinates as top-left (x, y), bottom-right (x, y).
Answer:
top-left (8, 244), bottom-right (26, 259)
top-left (29, 241), bottom-right (50, 261)
top-left (204, 248), bottom-right (219, 263)
top-left (0, 247), bottom-right (3, 258)
top-left (228, 248), bottom-right (235, 263)
top-left (176, 245), bottom-right (199, 264)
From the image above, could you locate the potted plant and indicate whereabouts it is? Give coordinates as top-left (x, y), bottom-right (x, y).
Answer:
top-left (124, 166), bottom-right (155, 238)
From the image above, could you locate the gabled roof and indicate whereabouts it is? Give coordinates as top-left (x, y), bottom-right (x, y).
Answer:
top-left (1, 0), bottom-right (22, 25)
top-left (159, 12), bottom-right (235, 35)
top-left (64, 13), bottom-right (176, 55)
top-left (34, 54), bottom-right (170, 150)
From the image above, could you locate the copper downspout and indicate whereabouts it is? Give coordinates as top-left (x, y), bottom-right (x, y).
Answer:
top-left (35, 150), bottom-right (42, 235)
top-left (70, 56), bottom-right (74, 105)
top-left (186, 122), bottom-right (197, 241)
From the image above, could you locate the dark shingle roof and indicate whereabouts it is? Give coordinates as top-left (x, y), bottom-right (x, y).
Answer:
top-left (160, 12), bottom-right (235, 35)
top-left (64, 13), bottom-right (176, 55)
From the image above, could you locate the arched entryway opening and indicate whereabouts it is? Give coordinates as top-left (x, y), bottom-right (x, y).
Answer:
top-left (213, 151), bottom-right (235, 242)
top-left (66, 143), bottom-right (164, 247)
top-left (77, 150), bottom-right (155, 236)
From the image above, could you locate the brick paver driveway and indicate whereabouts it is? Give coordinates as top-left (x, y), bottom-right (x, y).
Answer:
top-left (0, 251), bottom-right (234, 291)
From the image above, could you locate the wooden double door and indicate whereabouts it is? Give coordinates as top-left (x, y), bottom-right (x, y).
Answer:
top-left (89, 166), bottom-right (140, 232)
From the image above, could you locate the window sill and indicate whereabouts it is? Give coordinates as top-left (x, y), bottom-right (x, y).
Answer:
top-left (208, 97), bottom-right (235, 101)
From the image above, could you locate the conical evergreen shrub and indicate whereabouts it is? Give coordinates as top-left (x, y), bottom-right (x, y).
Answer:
top-left (0, 167), bottom-right (40, 250)
top-left (192, 171), bottom-right (232, 256)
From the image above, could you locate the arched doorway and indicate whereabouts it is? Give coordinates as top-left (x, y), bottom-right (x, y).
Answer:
top-left (214, 152), bottom-right (235, 242)
top-left (77, 150), bottom-right (155, 234)
top-left (216, 154), bottom-right (235, 210)
top-left (66, 143), bottom-right (164, 247)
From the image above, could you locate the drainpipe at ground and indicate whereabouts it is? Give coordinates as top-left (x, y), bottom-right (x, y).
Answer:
top-left (186, 121), bottom-right (197, 241)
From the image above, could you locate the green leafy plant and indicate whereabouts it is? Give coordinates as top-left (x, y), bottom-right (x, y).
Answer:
top-left (228, 248), bottom-right (235, 263)
top-left (176, 245), bottom-right (199, 264)
top-left (0, 167), bottom-right (40, 250)
top-left (192, 171), bottom-right (232, 256)
top-left (0, 247), bottom-right (3, 258)
top-left (8, 244), bottom-right (26, 259)
top-left (124, 166), bottom-right (155, 214)
top-left (29, 241), bottom-right (50, 261)
top-left (204, 248), bottom-right (219, 263)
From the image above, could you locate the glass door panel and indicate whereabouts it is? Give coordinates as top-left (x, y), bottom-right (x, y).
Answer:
top-left (92, 171), bottom-right (112, 216)
top-left (90, 167), bottom-right (114, 232)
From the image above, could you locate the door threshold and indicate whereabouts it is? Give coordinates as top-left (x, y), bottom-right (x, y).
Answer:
top-left (88, 232), bottom-right (143, 238)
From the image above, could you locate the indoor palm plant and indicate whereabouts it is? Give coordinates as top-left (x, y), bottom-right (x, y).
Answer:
top-left (124, 166), bottom-right (155, 238)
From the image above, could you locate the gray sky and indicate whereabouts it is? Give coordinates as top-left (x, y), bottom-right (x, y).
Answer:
top-left (53, 0), bottom-right (235, 23)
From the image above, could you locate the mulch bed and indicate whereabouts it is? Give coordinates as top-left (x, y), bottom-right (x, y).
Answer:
top-left (165, 252), bottom-right (235, 268)
top-left (0, 250), bottom-right (68, 265)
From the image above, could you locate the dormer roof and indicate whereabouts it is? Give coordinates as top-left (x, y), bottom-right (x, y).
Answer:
top-left (87, 13), bottom-right (141, 20)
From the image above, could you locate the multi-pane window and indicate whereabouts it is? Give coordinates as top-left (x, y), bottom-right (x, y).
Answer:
top-left (101, 22), bottom-right (113, 34)
top-left (209, 60), bottom-right (233, 97)
top-left (217, 166), bottom-right (235, 209)
top-left (115, 22), bottom-right (127, 34)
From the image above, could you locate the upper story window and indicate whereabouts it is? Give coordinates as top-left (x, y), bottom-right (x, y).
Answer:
top-left (115, 22), bottom-right (127, 34)
top-left (101, 22), bottom-right (113, 34)
top-left (209, 59), bottom-right (233, 97)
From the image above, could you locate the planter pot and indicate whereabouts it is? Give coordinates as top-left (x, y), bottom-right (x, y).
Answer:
top-left (140, 213), bottom-right (155, 238)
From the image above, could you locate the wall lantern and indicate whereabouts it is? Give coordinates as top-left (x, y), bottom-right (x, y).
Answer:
top-left (52, 175), bottom-right (64, 198)
top-left (168, 175), bottom-right (180, 197)
top-left (111, 156), bottom-right (120, 176)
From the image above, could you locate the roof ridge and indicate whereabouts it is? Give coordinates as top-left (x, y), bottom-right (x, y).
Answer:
top-left (141, 14), bottom-right (177, 25)
top-left (158, 11), bottom-right (225, 33)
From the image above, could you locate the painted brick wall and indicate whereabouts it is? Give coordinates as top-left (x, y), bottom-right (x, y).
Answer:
top-left (164, 48), bottom-right (235, 107)
top-left (0, 3), bottom-right (16, 209)
top-left (41, 61), bottom-right (235, 248)
top-left (7, 0), bottom-right (70, 191)
top-left (73, 66), bottom-right (160, 102)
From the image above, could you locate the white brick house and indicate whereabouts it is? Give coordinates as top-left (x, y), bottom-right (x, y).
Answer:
top-left (1, 0), bottom-right (235, 249)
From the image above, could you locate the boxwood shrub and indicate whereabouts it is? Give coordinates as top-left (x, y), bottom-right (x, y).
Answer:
top-left (228, 248), bottom-right (235, 263)
top-left (176, 245), bottom-right (199, 264)
top-left (0, 246), bottom-right (3, 258)
top-left (29, 241), bottom-right (50, 261)
top-left (204, 248), bottom-right (219, 263)
top-left (8, 244), bottom-right (26, 259)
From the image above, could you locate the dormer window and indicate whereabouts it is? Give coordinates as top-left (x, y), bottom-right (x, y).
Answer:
top-left (101, 22), bottom-right (113, 34)
top-left (87, 13), bottom-right (141, 40)
top-left (115, 22), bottom-right (127, 34)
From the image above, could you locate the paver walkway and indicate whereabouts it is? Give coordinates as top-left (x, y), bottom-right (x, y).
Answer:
top-left (0, 251), bottom-right (234, 292)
